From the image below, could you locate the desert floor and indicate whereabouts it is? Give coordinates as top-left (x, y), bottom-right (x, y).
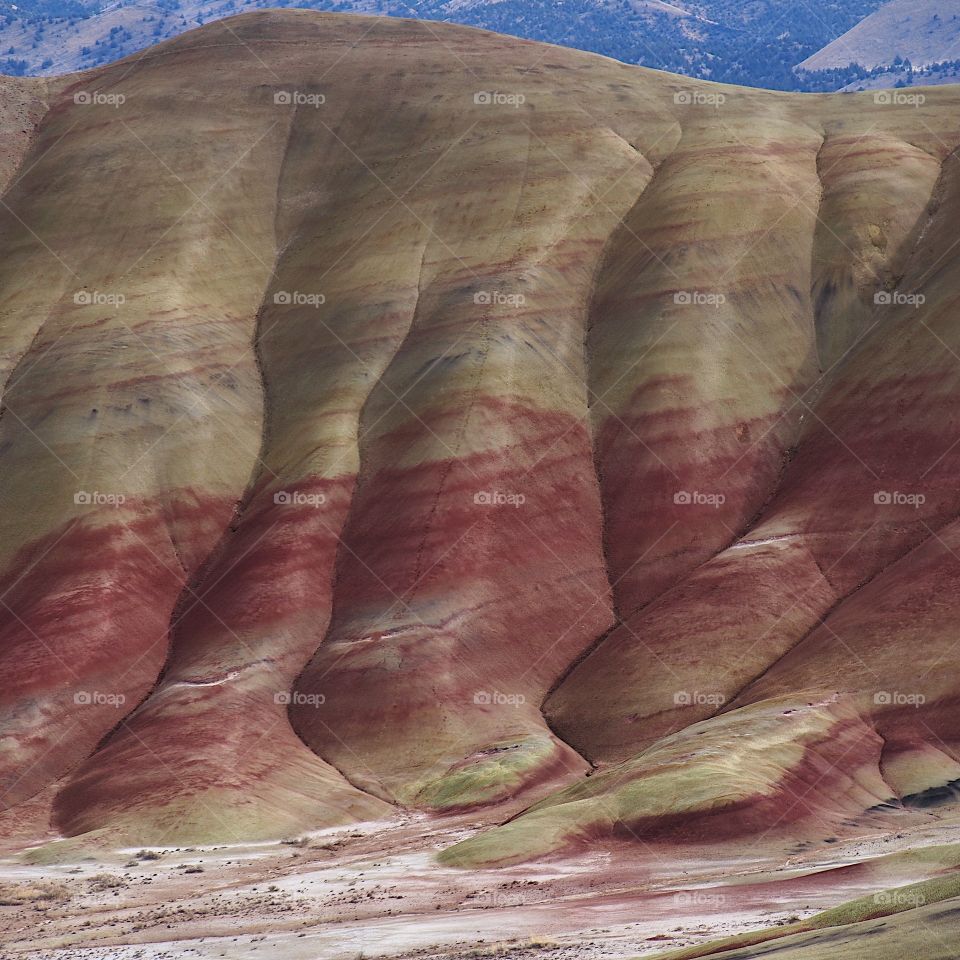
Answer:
top-left (3, 796), bottom-right (960, 960)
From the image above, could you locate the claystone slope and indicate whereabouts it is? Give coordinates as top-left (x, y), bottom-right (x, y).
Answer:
top-left (0, 12), bottom-right (959, 856)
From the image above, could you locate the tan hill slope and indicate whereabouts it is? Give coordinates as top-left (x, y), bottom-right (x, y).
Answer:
top-left (0, 13), bottom-right (959, 875)
top-left (651, 872), bottom-right (960, 960)
top-left (802, 0), bottom-right (960, 71)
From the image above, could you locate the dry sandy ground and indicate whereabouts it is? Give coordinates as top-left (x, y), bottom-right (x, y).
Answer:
top-left (3, 802), bottom-right (960, 960)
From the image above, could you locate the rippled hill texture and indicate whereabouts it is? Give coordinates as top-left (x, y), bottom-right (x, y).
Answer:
top-left (2, 10), bottom-right (960, 903)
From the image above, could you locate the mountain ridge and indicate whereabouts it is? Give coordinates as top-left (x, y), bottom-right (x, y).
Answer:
top-left (802, 0), bottom-right (960, 71)
top-left (0, 0), bottom-right (889, 90)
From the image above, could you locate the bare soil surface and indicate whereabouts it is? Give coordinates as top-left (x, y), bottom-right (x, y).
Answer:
top-left (3, 802), bottom-right (959, 960)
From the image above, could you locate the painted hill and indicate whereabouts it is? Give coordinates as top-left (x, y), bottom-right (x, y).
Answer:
top-left (1, 15), bottom-right (960, 917)
top-left (801, 0), bottom-right (960, 70)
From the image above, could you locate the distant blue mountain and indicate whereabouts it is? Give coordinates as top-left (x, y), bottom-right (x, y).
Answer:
top-left (0, 0), bottom-right (901, 89)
